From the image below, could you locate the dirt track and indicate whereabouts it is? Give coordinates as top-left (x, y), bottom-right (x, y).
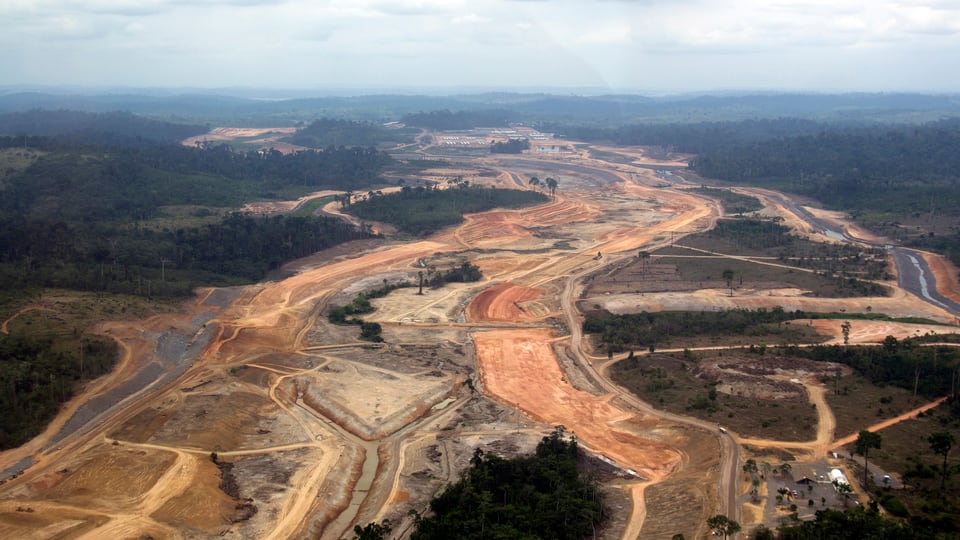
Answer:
top-left (2, 137), bottom-right (959, 539)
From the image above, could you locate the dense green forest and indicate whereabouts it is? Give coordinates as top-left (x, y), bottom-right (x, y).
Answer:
top-left (0, 136), bottom-right (391, 222)
top-left (0, 213), bottom-right (374, 297)
top-left (557, 118), bottom-right (828, 153)
top-left (0, 109), bottom-right (208, 142)
top-left (0, 332), bottom-right (117, 449)
top-left (345, 184), bottom-right (548, 236)
top-left (689, 120), bottom-right (960, 264)
top-left (691, 119), bottom-right (960, 216)
top-left (0, 115), bottom-right (394, 298)
top-left (409, 428), bottom-right (604, 540)
top-left (284, 118), bottom-right (415, 148)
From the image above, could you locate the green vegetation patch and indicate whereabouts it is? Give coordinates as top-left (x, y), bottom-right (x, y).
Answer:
top-left (583, 307), bottom-right (825, 353)
top-left (409, 428), bottom-right (604, 540)
top-left (285, 118), bottom-right (415, 148)
top-left (691, 186), bottom-right (764, 214)
top-left (0, 327), bottom-right (117, 449)
top-left (291, 196), bottom-right (335, 217)
top-left (669, 217), bottom-right (890, 296)
top-left (345, 185), bottom-right (548, 236)
top-left (785, 338), bottom-right (960, 400)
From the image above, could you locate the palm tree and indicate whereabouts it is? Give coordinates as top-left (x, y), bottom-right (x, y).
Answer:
top-left (528, 176), bottom-right (540, 191)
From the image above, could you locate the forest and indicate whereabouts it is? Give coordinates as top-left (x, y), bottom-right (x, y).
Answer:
top-left (0, 206), bottom-right (375, 298)
top-left (0, 332), bottom-right (117, 449)
top-left (782, 337), bottom-right (960, 401)
top-left (408, 428), bottom-right (604, 540)
top-left (284, 118), bottom-right (415, 148)
top-left (689, 120), bottom-right (960, 265)
top-left (0, 120), bottom-right (394, 298)
top-left (0, 109), bottom-right (208, 143)
top-left (583, 307), bottom-right (808, 353)
top-left (345, 183), bottom-right (548, 236)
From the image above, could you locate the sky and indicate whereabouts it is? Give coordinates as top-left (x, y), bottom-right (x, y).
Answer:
top-left (2, 0), bottom-right (960, 93)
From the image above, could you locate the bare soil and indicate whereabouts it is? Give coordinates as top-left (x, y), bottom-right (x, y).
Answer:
top-left (2, 135), bottom-right (957, 539)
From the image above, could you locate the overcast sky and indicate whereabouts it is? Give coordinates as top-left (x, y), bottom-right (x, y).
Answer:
top-left (3, 0), bottom-right (960, 93)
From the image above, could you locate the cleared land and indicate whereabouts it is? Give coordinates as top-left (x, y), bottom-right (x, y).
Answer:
top-left (0, 134), bottom-right (958, 540)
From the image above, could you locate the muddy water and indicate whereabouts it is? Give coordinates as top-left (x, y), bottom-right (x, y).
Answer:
top-left (324, 439), bottom-right (380, 539)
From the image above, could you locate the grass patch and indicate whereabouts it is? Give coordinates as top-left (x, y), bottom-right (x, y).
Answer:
top-left (840, 400), bottom-right (960, 532)
top-left (690, 186), bottom-right (764, 214)
top-left (822, 372), bottom-right (922, 441)
top-left (610, 350), bottom-right (818, 441)
top-left (291, 196), bottom-right (335, 217)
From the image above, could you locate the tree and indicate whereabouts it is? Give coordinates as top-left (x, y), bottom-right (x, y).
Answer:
top-left (929, 431), bottom-right (955, 490)
top-left (723, 268), bottom-right (733, 296)
top-left (639, 250), bottom-right (650, 277)
top-left (833, 479), bottom-right (853, 507)
top-left (855, 430), bottom-right (882, 487)
top-left (706, 515), bottom-right (741, 539)
top-left (352, 520), bottom-right (391, 540)
top-left (529, 176), bottom-right (540, 191)
top-left (841, 320), bottom-right (852, 345)
top-left (545, 176), bottom-right (558, 197)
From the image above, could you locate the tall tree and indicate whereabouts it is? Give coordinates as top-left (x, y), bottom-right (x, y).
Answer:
top-left (929, 431), bottom-right (955, 491)
top-left (855, 430), bottom-right (882, 487)
top-left (545, 176), bottom-right (558, 197)
top-left (528, 175), bottom-right (540, 191)
top-left (706, 515), bottom-right (741, 540)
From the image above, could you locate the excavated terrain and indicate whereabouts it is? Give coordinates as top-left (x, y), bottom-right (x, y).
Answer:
top-left (0, 139), bottom-right (957, 540)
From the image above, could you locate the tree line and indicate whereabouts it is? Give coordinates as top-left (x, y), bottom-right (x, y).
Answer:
top-left (0, 109), bottom-right (209, 143)
top-left (0, 213), bottom-right (373, 298)
top-left (284, 118), bottom-right (415, 148)
top-left (490, 138), bottom-right (529, 154)
top-left (345, 184), bottom-right (548, 236)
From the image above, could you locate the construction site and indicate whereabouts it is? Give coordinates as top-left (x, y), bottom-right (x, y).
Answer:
top-left (1, 132), bottom-right (958, 539)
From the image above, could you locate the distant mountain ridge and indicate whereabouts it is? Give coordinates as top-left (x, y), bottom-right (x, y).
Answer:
top-left (1, 91), bottom-right (958, 125)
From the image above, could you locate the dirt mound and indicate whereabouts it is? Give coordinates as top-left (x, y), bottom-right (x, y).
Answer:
top-left (466, 283), bottom-right (545, 322)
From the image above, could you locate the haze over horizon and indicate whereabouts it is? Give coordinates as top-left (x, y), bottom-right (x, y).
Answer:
top-left (3, 1), bottom-right (960, 94)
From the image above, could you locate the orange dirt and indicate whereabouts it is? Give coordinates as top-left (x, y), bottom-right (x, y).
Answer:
top-left (182, 127), bottom-right (302, 154)
top-left (466, 283), bottom-right (544, 322)
top-left (474, 329), bottom-right (682, 481)
top-left (922, 251), bottom-right (960, 306)
top-left (809, 319), bottom-right (952, 345)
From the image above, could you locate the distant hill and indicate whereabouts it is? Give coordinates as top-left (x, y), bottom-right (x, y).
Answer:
top-left (0, 109), bottom-right (208, 143)
top-left (2, 91), bottom-right (959, 125)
